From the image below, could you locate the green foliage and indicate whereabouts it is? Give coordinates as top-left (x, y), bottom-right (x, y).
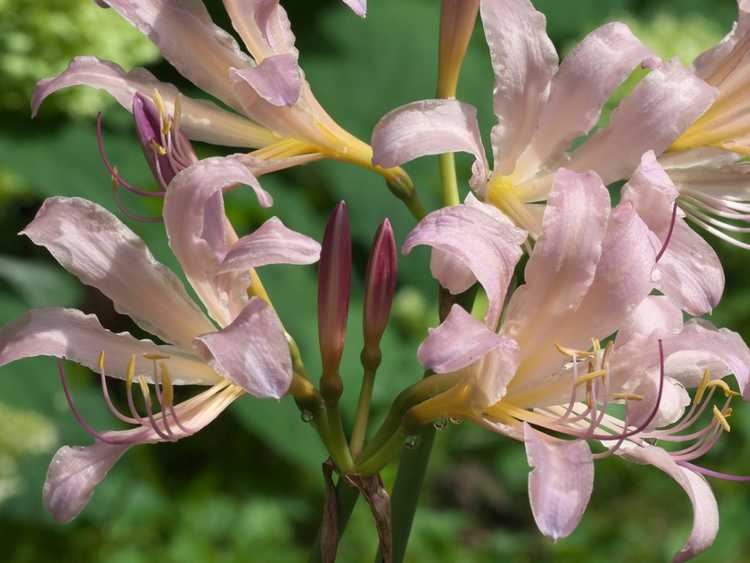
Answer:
top-left (0, 1), bottom-right (748, 562)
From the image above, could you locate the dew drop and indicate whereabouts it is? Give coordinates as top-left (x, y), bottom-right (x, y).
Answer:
top-left (433, 418), bottom-right (448, 430)
top-left (404, 435), bottom-right (420, 449)
top-left (449, 417), bottom-right (463, 425)
top-left (300, 410), bottom-right (314, 423)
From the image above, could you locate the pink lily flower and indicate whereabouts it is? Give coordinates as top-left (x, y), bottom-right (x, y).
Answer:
top-left (0, 159), bottom-right (321, 522)
top-left (371, 0), bottom-right (716, 235)
top-left (657, 0), bottom-right (750, 248)
top-left (32, 1), bottom-right (407, 188)
top-left (406, 168), bottom-right (750, 562)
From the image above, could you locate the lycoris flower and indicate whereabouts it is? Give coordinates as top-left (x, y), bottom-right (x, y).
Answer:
top-left (657, 0), bottom-right (750, 248)
top-left (405, 167), bottom-right (750, 562)
top-left (32, 0), bottom-right (408, 189)
top-left (371, 0), bottom-right (715, 235)
top-left (0, 159), bottom-right (321, 522)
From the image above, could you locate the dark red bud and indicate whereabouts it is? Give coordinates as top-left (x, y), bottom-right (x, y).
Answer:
top-left (362, 219), bottom-right (397, 361)
top-left (318, 201), bottom-right (352, 385)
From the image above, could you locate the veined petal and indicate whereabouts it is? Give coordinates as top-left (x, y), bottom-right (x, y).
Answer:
top-left (480, 0), bottom-right (558, 175)
top-left (164, 157), bottom-right (271, 327)
top-left (417, 305), bottom-right (510, 373)
top-left (403, 198), bottom-right (525, 327)
top-left (230, 54), bottom-right (301, 107)
top-left (503, 169), bottom-right (610, 349)
top-left (100, 0), bottom-right (254, 112)
top-left (22, 197), bottom-right (215, 349)
top-left (627, 374), bottom-right (691, 429)
top-left (529, 22), bottom-right (652, 168)
top-left (524, 424), bottom-right (594, 541)
top-left (429, 249), bottom-right (476, 295)
top-left (0, 308), bottom-right (221, 385)
top-left (220, 217), bottom-right (320, 273)
top-left (44, 442), bottom-right (130, 523)
top-left (194, 298), bottom-right (292, 398)
top-left (568, 60), bottom-right (718, 185)
top-left (661, 148), bottom-right (750, 200)
top-left (223, 0), bottom-right (298, 62)
top-left (617, 444), bottom-right (718, 563)
top-left (342, 0), bottom-right (366, 17)
top-left (31, 57), bottom-right (277, 148)
top-left (44, 384), bottom-right (240, 522)
top-left (616, 295), bottom-right (684, 347)
top-left (371, 99), bottom-right (489, 190)
top-left (623, 152), bottom-right (724, 315)
top-left (693, 0), bottom-right (750, 83)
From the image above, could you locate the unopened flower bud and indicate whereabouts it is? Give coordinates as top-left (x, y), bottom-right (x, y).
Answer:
top-left (362, 219), bottom-right (397, 366)
top-left (132, 92), bottom-right (196, 189)
top-left (437, 0), bottom-right (480, 98)
top-left (318, 201), bottom-right (352, 395)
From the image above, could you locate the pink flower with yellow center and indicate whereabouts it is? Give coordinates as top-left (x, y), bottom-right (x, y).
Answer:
top-left (404, 167), bottom-right (749, 562)
top-left (0, 158), bottom-right (321, 522)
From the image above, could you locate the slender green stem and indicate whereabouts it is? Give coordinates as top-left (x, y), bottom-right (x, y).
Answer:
top-left (308, 478), bottom-right (360, 563)
top-left (350, 360), bottom-right (379, 457)
top-left (386, 180), bottom-right (427, 222)
top-left (438, 153), bottom-right (459, 207)
top-left (325, 401), bottom-right (355, 473)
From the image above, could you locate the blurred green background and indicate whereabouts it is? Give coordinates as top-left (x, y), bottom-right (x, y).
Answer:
top-left (0, 0), bottom-right (748, 561)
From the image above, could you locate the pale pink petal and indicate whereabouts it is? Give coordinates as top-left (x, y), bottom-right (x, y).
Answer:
top-left (101, 0), bottom-right (254, 112)
top-left (661, 148), bottom-right (750, 200)
top-left (44, 442), bottom-right (131, 523)
top-left (371, 99), bottom-right (489, 190)
top-left (230, 54), bottom-right (301, 107)
top-left (573, 202), bottom-right (656, 340)
top-left (529, 22), bottom-right (652, 167)
top-left (342, 0), bottom-right (366, 17)
top-left (480, 0), bottom-right (558, 175)
top-left (165, 157), bottom-right (271, 327)
top-left (240, 152), bottom-right (323, 176)
top-left (502, 169), bottom-right (610, 349)
top-left (417, 305), bottom-right (509, 373)
top-left (219, 217), bottom-right (320, 273)
top-left (466, 336), bottom-right (521, 408)
top-left (568, 60), bottom-right (718, 185)
top-left (627, 373), bottom-right (691, 429)
top-left (611, 320), bottom-right (750, 399)
top-left (403, 200), bottom-right (525, 327)
top-left (693, 0), bottom-right (750, 82)
top-left (615, 295), bottom-right (683, 346)
top-left (31, 56), bottom-right (276, 149)
top-left (524, 424), bottom-right (593, 540)
top-left (617, 444), bottom-right (719, 563)
top-left (623, 152), bottom-right (724, 315)
top-left (194, 298), bottom-right (292, 398)
top-left (429, 249), bottom-right (476, 294)
top-left (22, 197), bottom-right (215, 349)
top-left (664, 321), bottom-right (750, 398)
top-left (223, 0), bottom-right (298, 62)
top-left (0, 308), bottom-right (221, 385)
top-left (44, 384), bottom-right (239, 522)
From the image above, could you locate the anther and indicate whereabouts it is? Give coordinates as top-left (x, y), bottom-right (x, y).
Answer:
top-left (713, 405), bottom-right (732, 432)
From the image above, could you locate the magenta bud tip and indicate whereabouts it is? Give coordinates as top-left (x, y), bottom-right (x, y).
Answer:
top-left (363, 218), bottom-right (398, 356)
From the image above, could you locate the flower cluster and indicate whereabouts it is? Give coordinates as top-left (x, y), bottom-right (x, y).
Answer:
top-left (2, 1), bottom-right (750, 562)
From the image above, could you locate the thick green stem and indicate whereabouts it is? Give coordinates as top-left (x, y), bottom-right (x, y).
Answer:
top-left (378, 427), bottom-right (436, 563)
top-left (308, 478), bottom-right (360, 563)
top-left (438, 153), bottom-right (459, 207)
